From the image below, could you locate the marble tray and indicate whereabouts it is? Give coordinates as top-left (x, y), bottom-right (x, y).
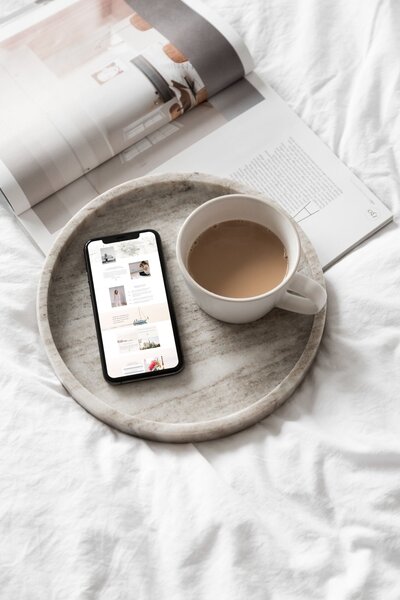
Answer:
top-left (37, 173), bottom-right (326, 443)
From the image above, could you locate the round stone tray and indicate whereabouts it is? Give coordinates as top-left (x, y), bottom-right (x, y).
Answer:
top-left (37, 173), bottom-right (326, 443)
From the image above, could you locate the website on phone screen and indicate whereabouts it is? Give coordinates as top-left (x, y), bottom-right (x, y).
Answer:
top-left (87, 232), bottom-right (179, 379)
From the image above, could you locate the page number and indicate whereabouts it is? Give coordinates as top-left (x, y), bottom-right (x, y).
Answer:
top-left (368, 209), bottom-right (378, 218)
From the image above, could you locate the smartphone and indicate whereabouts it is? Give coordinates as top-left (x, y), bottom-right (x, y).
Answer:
top-left (84, 229), bottom-right (183, 384)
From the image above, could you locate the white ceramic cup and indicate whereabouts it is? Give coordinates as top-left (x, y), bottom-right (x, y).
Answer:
top-left (176, 194), bottom-right (327, 324)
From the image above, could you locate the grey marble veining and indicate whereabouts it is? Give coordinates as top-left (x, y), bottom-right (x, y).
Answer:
top-left (37, 173), bottom-right (326, 442)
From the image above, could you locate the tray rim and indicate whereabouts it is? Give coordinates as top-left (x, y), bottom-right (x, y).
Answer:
top-left (37, 172), bottom-right (326, 443)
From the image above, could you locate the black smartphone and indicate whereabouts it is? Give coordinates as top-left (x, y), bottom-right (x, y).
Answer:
top-left (84, 229), bottom-right (183, 384)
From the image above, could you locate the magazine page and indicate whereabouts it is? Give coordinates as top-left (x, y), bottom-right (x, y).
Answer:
top-left (0, 0), bottom-right (253, 215)
top-left (154, 74), bottom-right (392, 269)
top-left (16, 72), bottom-right (392, 265)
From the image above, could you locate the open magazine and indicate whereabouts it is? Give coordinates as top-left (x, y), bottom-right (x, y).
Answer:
top-left (0, 0), bottom-right (392, 268)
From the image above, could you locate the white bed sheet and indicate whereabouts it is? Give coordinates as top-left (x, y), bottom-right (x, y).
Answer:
top-left (1, 0), bottom-right (400, 598)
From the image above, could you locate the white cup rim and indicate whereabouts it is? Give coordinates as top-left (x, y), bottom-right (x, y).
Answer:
top-left (176, 194), bottom-right (301, 304)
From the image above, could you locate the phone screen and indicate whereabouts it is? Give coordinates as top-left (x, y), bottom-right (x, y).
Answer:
top-left (85, 230), bottom-right (183, 383)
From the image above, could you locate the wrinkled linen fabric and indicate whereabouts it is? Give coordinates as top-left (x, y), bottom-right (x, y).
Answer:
top-left (1, 0), bottom-right (400, 598)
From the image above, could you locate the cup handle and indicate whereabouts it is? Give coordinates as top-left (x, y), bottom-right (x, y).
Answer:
top-left (276, 272), bottom-right (327, 315)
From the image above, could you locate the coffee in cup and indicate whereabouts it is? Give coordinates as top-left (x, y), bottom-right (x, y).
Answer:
top-left (187, 219), bottom-right (288, 298)
top-left (176, 194), bottom-right (326, 323)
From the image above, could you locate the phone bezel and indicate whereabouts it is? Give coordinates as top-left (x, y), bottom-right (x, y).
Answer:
top-left (84, 229), bottom-right (184, 384)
